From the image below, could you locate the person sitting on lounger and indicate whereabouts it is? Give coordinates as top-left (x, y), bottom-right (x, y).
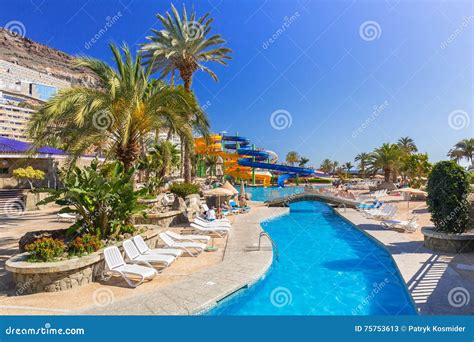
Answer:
top-left (206, 207), bottom-right (216, 221)
top-left (239, 196), bottom-right (248, 208)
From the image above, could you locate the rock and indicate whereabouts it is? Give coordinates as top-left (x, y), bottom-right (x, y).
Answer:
top-left (19, 228), bottom-right (68, 252)
top-left (172, 197), bottom-right (187, 211)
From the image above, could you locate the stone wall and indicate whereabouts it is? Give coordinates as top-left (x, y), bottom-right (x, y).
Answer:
top-left (7, 230), bottom-right (159, 294)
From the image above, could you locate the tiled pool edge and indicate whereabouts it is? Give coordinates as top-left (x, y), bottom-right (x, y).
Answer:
top-left (79, 206), bottom-right (289, 315)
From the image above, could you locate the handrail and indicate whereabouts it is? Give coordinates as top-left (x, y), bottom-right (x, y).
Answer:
top-left (258, 232), bottom-right (279, 261)
top-left (338, 203), bottom-right (347, 212)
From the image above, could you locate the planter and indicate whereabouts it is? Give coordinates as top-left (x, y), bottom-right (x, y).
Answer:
top-left (422, 227), bottom-right (474, 253)
top-left (6, 229), bottom-right (159, 294)
top-left (134, 210), bottom-right (184, 226)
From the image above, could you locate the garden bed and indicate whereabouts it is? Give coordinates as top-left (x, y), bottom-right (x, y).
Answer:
top-left (6, 228), bottom-right (159, 294)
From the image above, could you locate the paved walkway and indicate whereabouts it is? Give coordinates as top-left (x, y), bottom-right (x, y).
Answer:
top-left (79, 204), bottom-right (287, 314)
top-left (335, 208), bottom-right (474, 315)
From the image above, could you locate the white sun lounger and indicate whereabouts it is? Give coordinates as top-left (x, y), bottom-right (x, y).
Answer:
top-left (367, 206), bottom-right (397, 220)
top-left (192, 220), bottom-right (231, 229)
top-left (103, 246), bottom-right (157, 288)
top-left (56, 212), bottom-right (78, 222)
top-left (165, 230), bottom-right (211, 243)
top-left (132, 235), bottom-right (183, 257)
top-left (190, 223), bottom-right (229, 237)
top-left (123, 240), bottom-right (176, 268)
top-left (194, 216), bottom-right (231, 227)
top-left (381, 217), bottom-right (419, 232)
top-left (159, 232), bottom-right (207, 257)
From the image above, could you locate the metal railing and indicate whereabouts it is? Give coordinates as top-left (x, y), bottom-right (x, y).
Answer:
top-left (258, 232), bottom-right (279, 261)
top-left (338, 203), bottom-right (347, 212)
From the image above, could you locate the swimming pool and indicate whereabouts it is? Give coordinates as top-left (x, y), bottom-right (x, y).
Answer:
top-left (210, 200), bottom-right (416, 315)
top-left (245, 186), bottom-right (306, 202)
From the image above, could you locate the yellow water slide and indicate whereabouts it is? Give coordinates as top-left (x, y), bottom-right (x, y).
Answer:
top-left (194, 135), bottom-right (272, 185)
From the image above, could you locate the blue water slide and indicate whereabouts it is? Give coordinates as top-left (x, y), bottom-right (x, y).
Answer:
top-left (221, 135), bottom-right (250, 149)
top-left (237, 148), bottom-right (269, 161)
top-left (237, 159), bottom-right (319, 175)
top-left (277, 174), bottom-right (293, 187)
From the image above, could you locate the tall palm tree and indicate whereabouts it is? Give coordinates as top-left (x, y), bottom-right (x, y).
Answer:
top-left (397, 136), bottom-right (417, 154)
top-left (447, 147), bottom-right (465, 165)
top-left (141, 4), bottom-right (232, 182)
top-left (367, 143), bottom-right (402, 182)
top-left (152, 141), bottom-right (180, 178)
top-left (320, 159), bottom-right (333, 173)
top-left (354, 152), bottom-right (370, 177)
top-left (28, 44), bottom-right (201, 171)
top-left (286, 151), bottom-right (300, 166)
top-left (332, 161), bottom-right (339, 175)
top-left (298, 157), bottom-right (310, 167)
top-left (343, 162), bottom-right (353, 175)
top-left (452, 138), bottom-right (474, 166)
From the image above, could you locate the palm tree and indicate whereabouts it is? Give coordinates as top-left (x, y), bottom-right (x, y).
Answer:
top-left (28, 44), bottom-right (202, 171)
top-left (286, 151), bottom-right (300, 166)
top-left (397, 136), bottom-right (417, 154)
top-left (447, 147), bottom-right (465, 165)
top-left (332, 161), bottom-right (339, 175)
top-left (451, 138), bottom-right (474, 166)
top-left (152, 141), bottom-right (180, 178)
top-left (367, 143), bottom-right (402, 182)
top-left (204, 155), bottom-right (218, 178)
top-left (354, 152), bottom-right (370, 177)
top-left (343, 162), bottom-right (353, 175)
top-left (320, 159), bottom-right (333, 173)
top-left (298, 157), bottom-right (310, 167)
top-left (141, 4), bottom-right (232, 182)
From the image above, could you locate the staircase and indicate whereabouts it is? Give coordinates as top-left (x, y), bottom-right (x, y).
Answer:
top-left (0, 189), bottom-right (25, 215)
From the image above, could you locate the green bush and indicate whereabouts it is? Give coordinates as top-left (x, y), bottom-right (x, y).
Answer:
top-left (38, 160), bottom-right (146, 239)
top-left (25, 237), bottom-right (66, 262)
top-left (169, 182), bottom-right (200, 198)
top-left (426, 161), bottom-right (471, 233)
top-left (68, 234), bottom-right (103, 256)
top-left (306, 177), bottom-right (332, 184)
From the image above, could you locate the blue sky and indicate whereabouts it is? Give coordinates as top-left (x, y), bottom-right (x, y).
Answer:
top-left (1, 0), bottom-right (472, 167)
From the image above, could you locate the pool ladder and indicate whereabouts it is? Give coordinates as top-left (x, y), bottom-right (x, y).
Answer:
top-left (258, 232), bottom-right (279, 262)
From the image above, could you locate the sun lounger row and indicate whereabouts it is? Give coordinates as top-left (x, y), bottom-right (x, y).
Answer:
top-left (103, 217), bottom-right (234, 287)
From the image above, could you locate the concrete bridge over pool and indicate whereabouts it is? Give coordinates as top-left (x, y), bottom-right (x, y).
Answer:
top-left (265, 189), bottom-right (360, 208)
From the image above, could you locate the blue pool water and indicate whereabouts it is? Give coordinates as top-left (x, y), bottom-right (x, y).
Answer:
top-left (210, 199), bottom-right (416, 315)
top-left (245, 186), bottom-right (306, 202)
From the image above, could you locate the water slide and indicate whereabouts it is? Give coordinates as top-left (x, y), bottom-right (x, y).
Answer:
top-left (195, 134), bottom-right (328, 186)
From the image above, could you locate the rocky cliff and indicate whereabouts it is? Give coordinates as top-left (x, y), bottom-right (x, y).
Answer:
top-left (0, 28), bottom-right (98, 87)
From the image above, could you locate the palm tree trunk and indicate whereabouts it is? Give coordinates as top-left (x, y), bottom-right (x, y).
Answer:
top-left (180, 71), bottom-right (194, 183)
top-left (384, 168), bottom-right (391, 182)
